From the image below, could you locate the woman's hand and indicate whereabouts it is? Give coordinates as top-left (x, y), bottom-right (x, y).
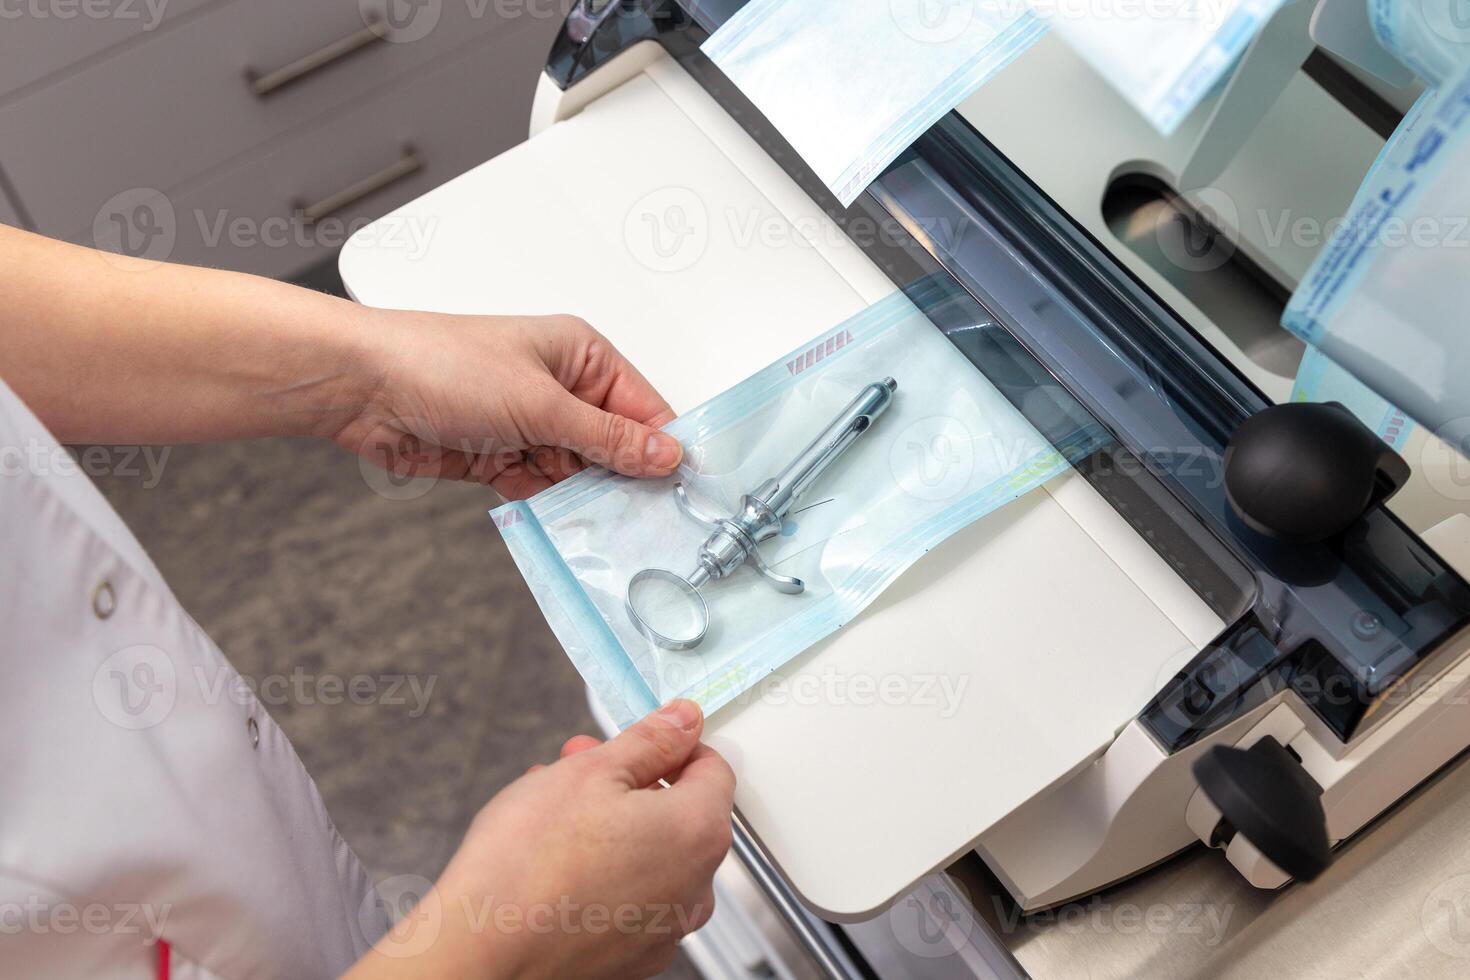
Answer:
top-left (0, 224), bottom-right (680, 489)
top-left (340, 310), bottom-right (683, 500)
top-left (344, 700), bottom-right (736, 980)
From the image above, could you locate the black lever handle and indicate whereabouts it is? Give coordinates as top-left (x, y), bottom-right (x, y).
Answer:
top-left (1193, 736), bottom-right (1332, 882)
top-left (1224, 401), bottom-right (1410, 543)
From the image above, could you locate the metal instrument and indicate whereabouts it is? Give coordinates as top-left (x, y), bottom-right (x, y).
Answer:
top-left (625, 378), bottom-right (898, 650)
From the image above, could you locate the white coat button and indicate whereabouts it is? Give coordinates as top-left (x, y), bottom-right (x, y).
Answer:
top-left (92, 580), bottom-right (116, 619)
top-left (247, 717), bottom-right (260, 749)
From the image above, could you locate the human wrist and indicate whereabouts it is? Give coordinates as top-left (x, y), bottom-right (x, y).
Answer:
top-left (429, 862), bottom-right (538, 980)
top-left (288, 292), bottom-right (394, 441)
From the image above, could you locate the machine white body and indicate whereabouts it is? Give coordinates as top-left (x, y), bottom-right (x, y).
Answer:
top-left (341, 21), bottom-right (1470, 923)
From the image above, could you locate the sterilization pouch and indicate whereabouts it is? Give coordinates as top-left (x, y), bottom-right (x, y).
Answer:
top-left (702, 0), bottom-right (1046, 207)
top-left (1291, 344), bottom-right (1415, 450)
top-left (1370, 0), bottom-right (1470, 87)
top-left (491, 289), bottom-right (1099, 729)
top-left (1034, 0), bottom-right (1287, 134)
top-left (1282, 64), bottom-right (1470, 459)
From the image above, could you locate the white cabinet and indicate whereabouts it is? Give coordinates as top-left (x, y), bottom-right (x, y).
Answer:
top-left (0, 0), bottom-right (565, 276)
top-left (0, 0), bottom-right (218, 99)
top-left (159, 42), bottom-right (540, 279)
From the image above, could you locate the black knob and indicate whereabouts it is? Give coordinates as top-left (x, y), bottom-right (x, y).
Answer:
top-left (1224, 402), bottom-right (1411, 542)
top-left (1193, 737), bottom-right (1331, 882)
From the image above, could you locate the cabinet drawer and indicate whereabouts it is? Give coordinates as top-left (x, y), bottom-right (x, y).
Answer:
top-left (0, 0), bottom-right (217, 100)
top-left (81, 38), bottom-right (545, 280)
top-left (0, 0), bottom-right (555, 238)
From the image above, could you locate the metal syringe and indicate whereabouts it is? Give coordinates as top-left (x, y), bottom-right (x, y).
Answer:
top-left (625, 378), bottom-right (897, 650)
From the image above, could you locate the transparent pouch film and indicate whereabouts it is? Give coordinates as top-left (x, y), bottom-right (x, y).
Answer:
top-left (1035, 0), bottom-right (1287, 134)
top-left (1282, 65), bottom-right (1470, 458)
top-left (702, 0), bottom-right (1046, 207)
top-left (492, 290), bottom-right (1101, 728)
top-left (1355, 0), bottom-right (1470, 214)
top-left (1346, 86), bottom-right (1440, 216)
top-left (1292, 344), bottom-right (1415, 450)
top-left (1370, 0), bottom-right (1470, 87)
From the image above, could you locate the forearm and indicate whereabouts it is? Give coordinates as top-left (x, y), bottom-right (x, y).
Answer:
top-left (0, 224), bottom-right (375, 444)
top-left (341, 865), bottom-right (527, 980)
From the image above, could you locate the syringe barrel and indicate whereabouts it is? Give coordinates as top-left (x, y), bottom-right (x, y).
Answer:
top-left (761, 377), bottom-right (897, 517)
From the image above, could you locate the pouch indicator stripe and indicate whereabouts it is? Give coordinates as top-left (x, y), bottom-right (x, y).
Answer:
top-left (491, 508), bottom-right (524, 530)
top-left (787, 329), bottom-right (852, 376)
top-left (676, 293), bottom-right (912, 441)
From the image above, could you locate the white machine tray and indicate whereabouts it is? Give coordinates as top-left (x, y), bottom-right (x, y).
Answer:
top-left (339, 48), bottom-right (1222, 919)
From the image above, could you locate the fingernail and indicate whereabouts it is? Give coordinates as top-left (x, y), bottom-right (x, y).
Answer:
top-left (651, 698), bottom-right (701, 732)
top-left (645, 433), bottom-right (683, 471)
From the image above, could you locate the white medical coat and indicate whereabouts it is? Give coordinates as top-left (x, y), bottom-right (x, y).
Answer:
top-left (0, 379), bottom-right (386, 979)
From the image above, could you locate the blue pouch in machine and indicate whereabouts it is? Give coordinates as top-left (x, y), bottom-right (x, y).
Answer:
top-left (1283, 64), bottom-right (1470, 457)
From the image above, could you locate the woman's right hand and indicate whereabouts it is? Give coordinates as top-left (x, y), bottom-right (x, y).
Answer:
top-left (345, 699), bottom-right (735, 980)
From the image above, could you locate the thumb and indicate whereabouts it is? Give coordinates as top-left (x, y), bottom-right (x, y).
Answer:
top-left (546, 394), bottom-right (683, 478)
top-left (597, 700), bottom-right (704, 788)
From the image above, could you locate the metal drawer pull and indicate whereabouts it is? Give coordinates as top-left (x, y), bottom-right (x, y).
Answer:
top-left (294, 146), bottom-right (422, 223)
top-left (246, 15), bottom-right (387, 98)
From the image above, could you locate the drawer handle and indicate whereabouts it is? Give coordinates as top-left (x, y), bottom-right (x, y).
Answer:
top-left (245, 15), bottom-right (387, 98)
top-left (293, 145), bottom-right (422, 223)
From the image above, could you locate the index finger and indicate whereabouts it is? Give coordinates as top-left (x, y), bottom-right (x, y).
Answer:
top-left (600, 359), bottom-right (677, 430)
top-left (570, 330), bottom-right (677, 430)
top-left (667, 741), bottom-right (736, 809)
